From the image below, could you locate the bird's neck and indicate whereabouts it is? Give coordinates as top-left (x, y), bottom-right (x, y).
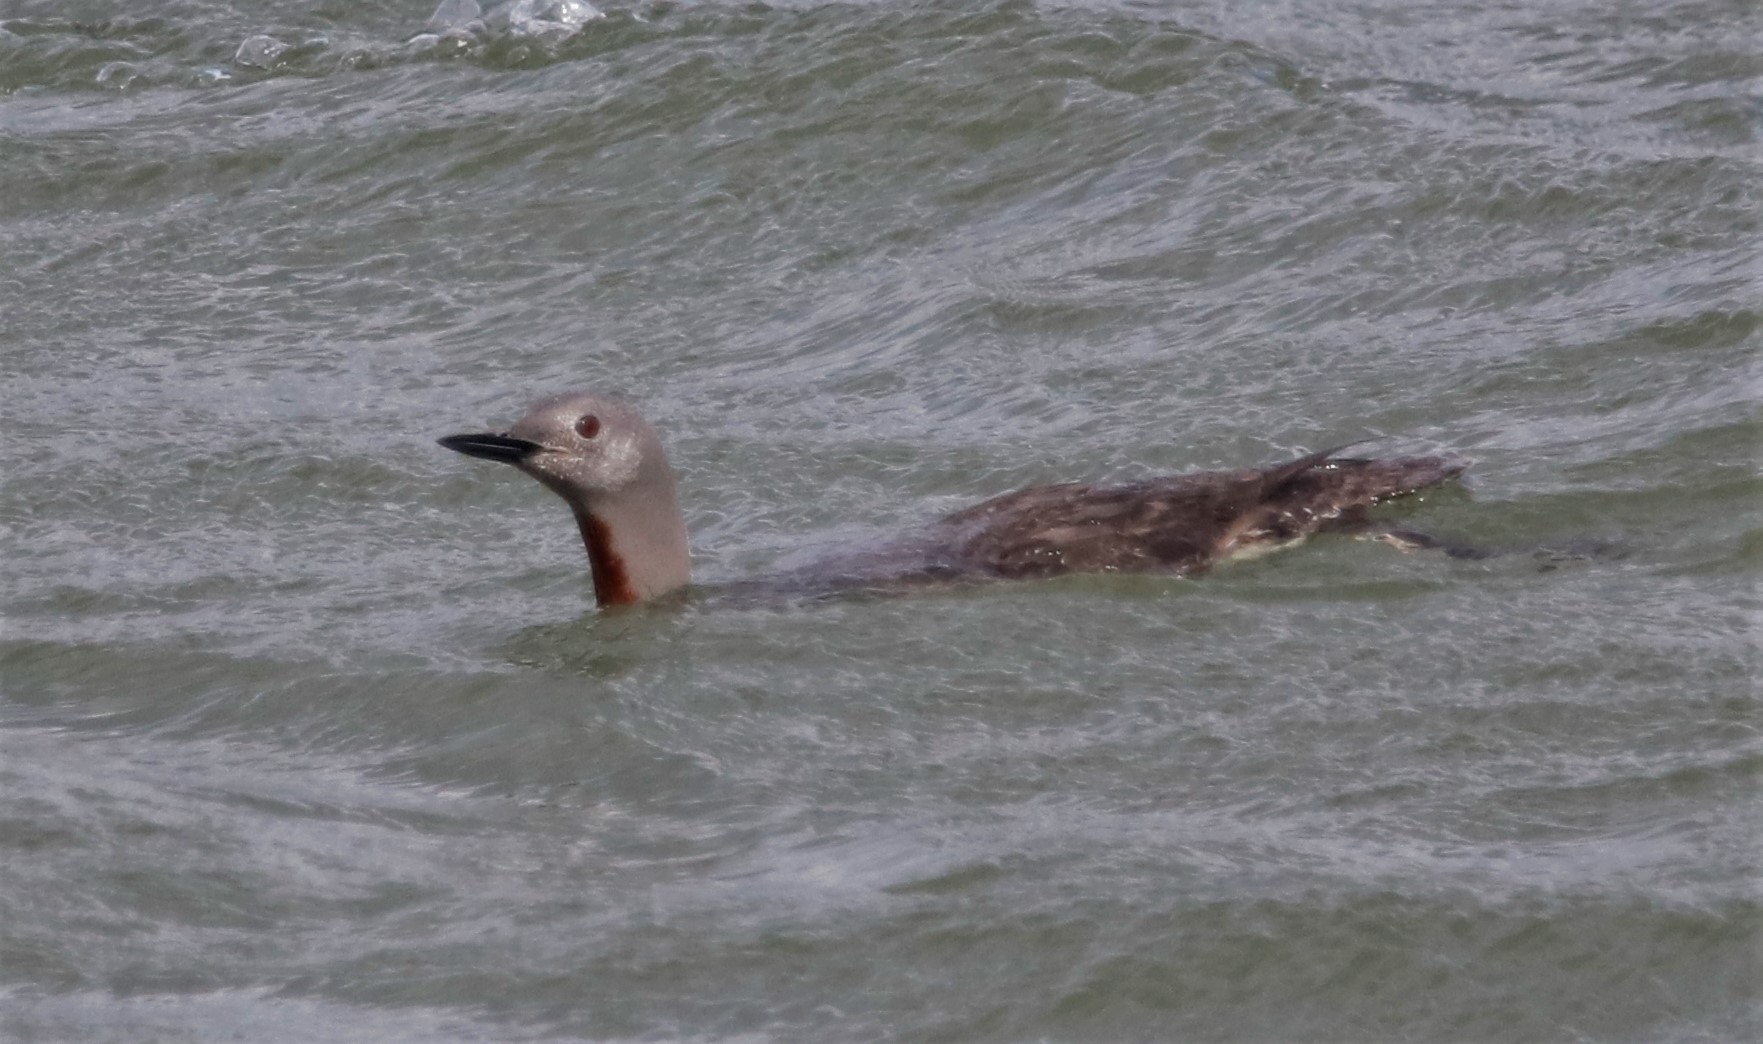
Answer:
top-left (568, 485), bottom-right (691, 608)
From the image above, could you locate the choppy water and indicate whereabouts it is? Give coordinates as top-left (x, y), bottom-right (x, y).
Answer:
top-left (3, 1), bottom-right (1759, 1040)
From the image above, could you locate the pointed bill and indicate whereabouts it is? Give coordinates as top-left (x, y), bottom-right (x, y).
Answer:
top-left (438, 432), bottom-right (542, 464)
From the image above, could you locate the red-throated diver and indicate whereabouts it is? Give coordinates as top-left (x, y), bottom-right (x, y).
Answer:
top-left (439, 391), bottom-right (1467, 608)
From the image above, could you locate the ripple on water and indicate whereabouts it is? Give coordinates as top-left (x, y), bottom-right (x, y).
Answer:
top-left (2, 0), bottom-right (1759, 1041)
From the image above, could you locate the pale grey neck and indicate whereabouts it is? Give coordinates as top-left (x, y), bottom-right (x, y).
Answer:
top-left (565, 473), bottom-right (691, 606)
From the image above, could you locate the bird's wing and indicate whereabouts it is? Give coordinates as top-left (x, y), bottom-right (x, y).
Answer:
top-left (939, 473), bottom-right (1267, 578)
top-left (938, 450), bottom-right (1466, 579)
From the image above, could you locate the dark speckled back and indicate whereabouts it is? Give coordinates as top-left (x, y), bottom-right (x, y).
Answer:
top-left (935, 451), bottom-right (1467, 580)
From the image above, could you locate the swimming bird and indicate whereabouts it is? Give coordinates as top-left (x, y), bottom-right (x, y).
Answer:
top-left (439, 391), bottom-right (1467, 608)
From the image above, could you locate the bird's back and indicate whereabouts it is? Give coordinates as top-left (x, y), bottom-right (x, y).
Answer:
top-left (935, 449), bottom-right (1466, 579)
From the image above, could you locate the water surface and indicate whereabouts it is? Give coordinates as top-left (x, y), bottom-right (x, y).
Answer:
top-left (2, 1), bottom-right (1759, 1040)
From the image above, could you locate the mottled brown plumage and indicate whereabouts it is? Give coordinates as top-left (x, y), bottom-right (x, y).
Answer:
top-left (931, 448), bottom-right (1466, 580)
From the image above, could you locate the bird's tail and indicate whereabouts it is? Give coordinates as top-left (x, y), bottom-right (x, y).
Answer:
top-left (1262, 446), bottom-right (1468, 505)
top-left (1321, 453), bottom-right (1470, 502)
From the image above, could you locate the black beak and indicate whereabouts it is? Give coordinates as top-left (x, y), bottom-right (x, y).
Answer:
top-left (437, 432), bottom-right (542, 464)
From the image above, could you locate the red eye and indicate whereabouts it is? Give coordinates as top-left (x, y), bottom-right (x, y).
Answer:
top-left (575, 414), bottom-right (602, 439)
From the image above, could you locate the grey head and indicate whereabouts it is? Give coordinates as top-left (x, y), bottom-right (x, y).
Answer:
top-left (439, 391), bottom-right (691, 606)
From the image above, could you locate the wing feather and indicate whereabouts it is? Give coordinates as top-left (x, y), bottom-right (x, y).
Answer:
top-left (937, 450), bottom-right (1465, 579)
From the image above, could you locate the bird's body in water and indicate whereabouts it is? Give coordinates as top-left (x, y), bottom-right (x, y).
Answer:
top-left (440, 391), bottom-right (1468, 609)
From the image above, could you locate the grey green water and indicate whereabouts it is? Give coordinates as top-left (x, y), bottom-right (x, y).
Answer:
top-left (3, 1), bottom-right (1759, 1041)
